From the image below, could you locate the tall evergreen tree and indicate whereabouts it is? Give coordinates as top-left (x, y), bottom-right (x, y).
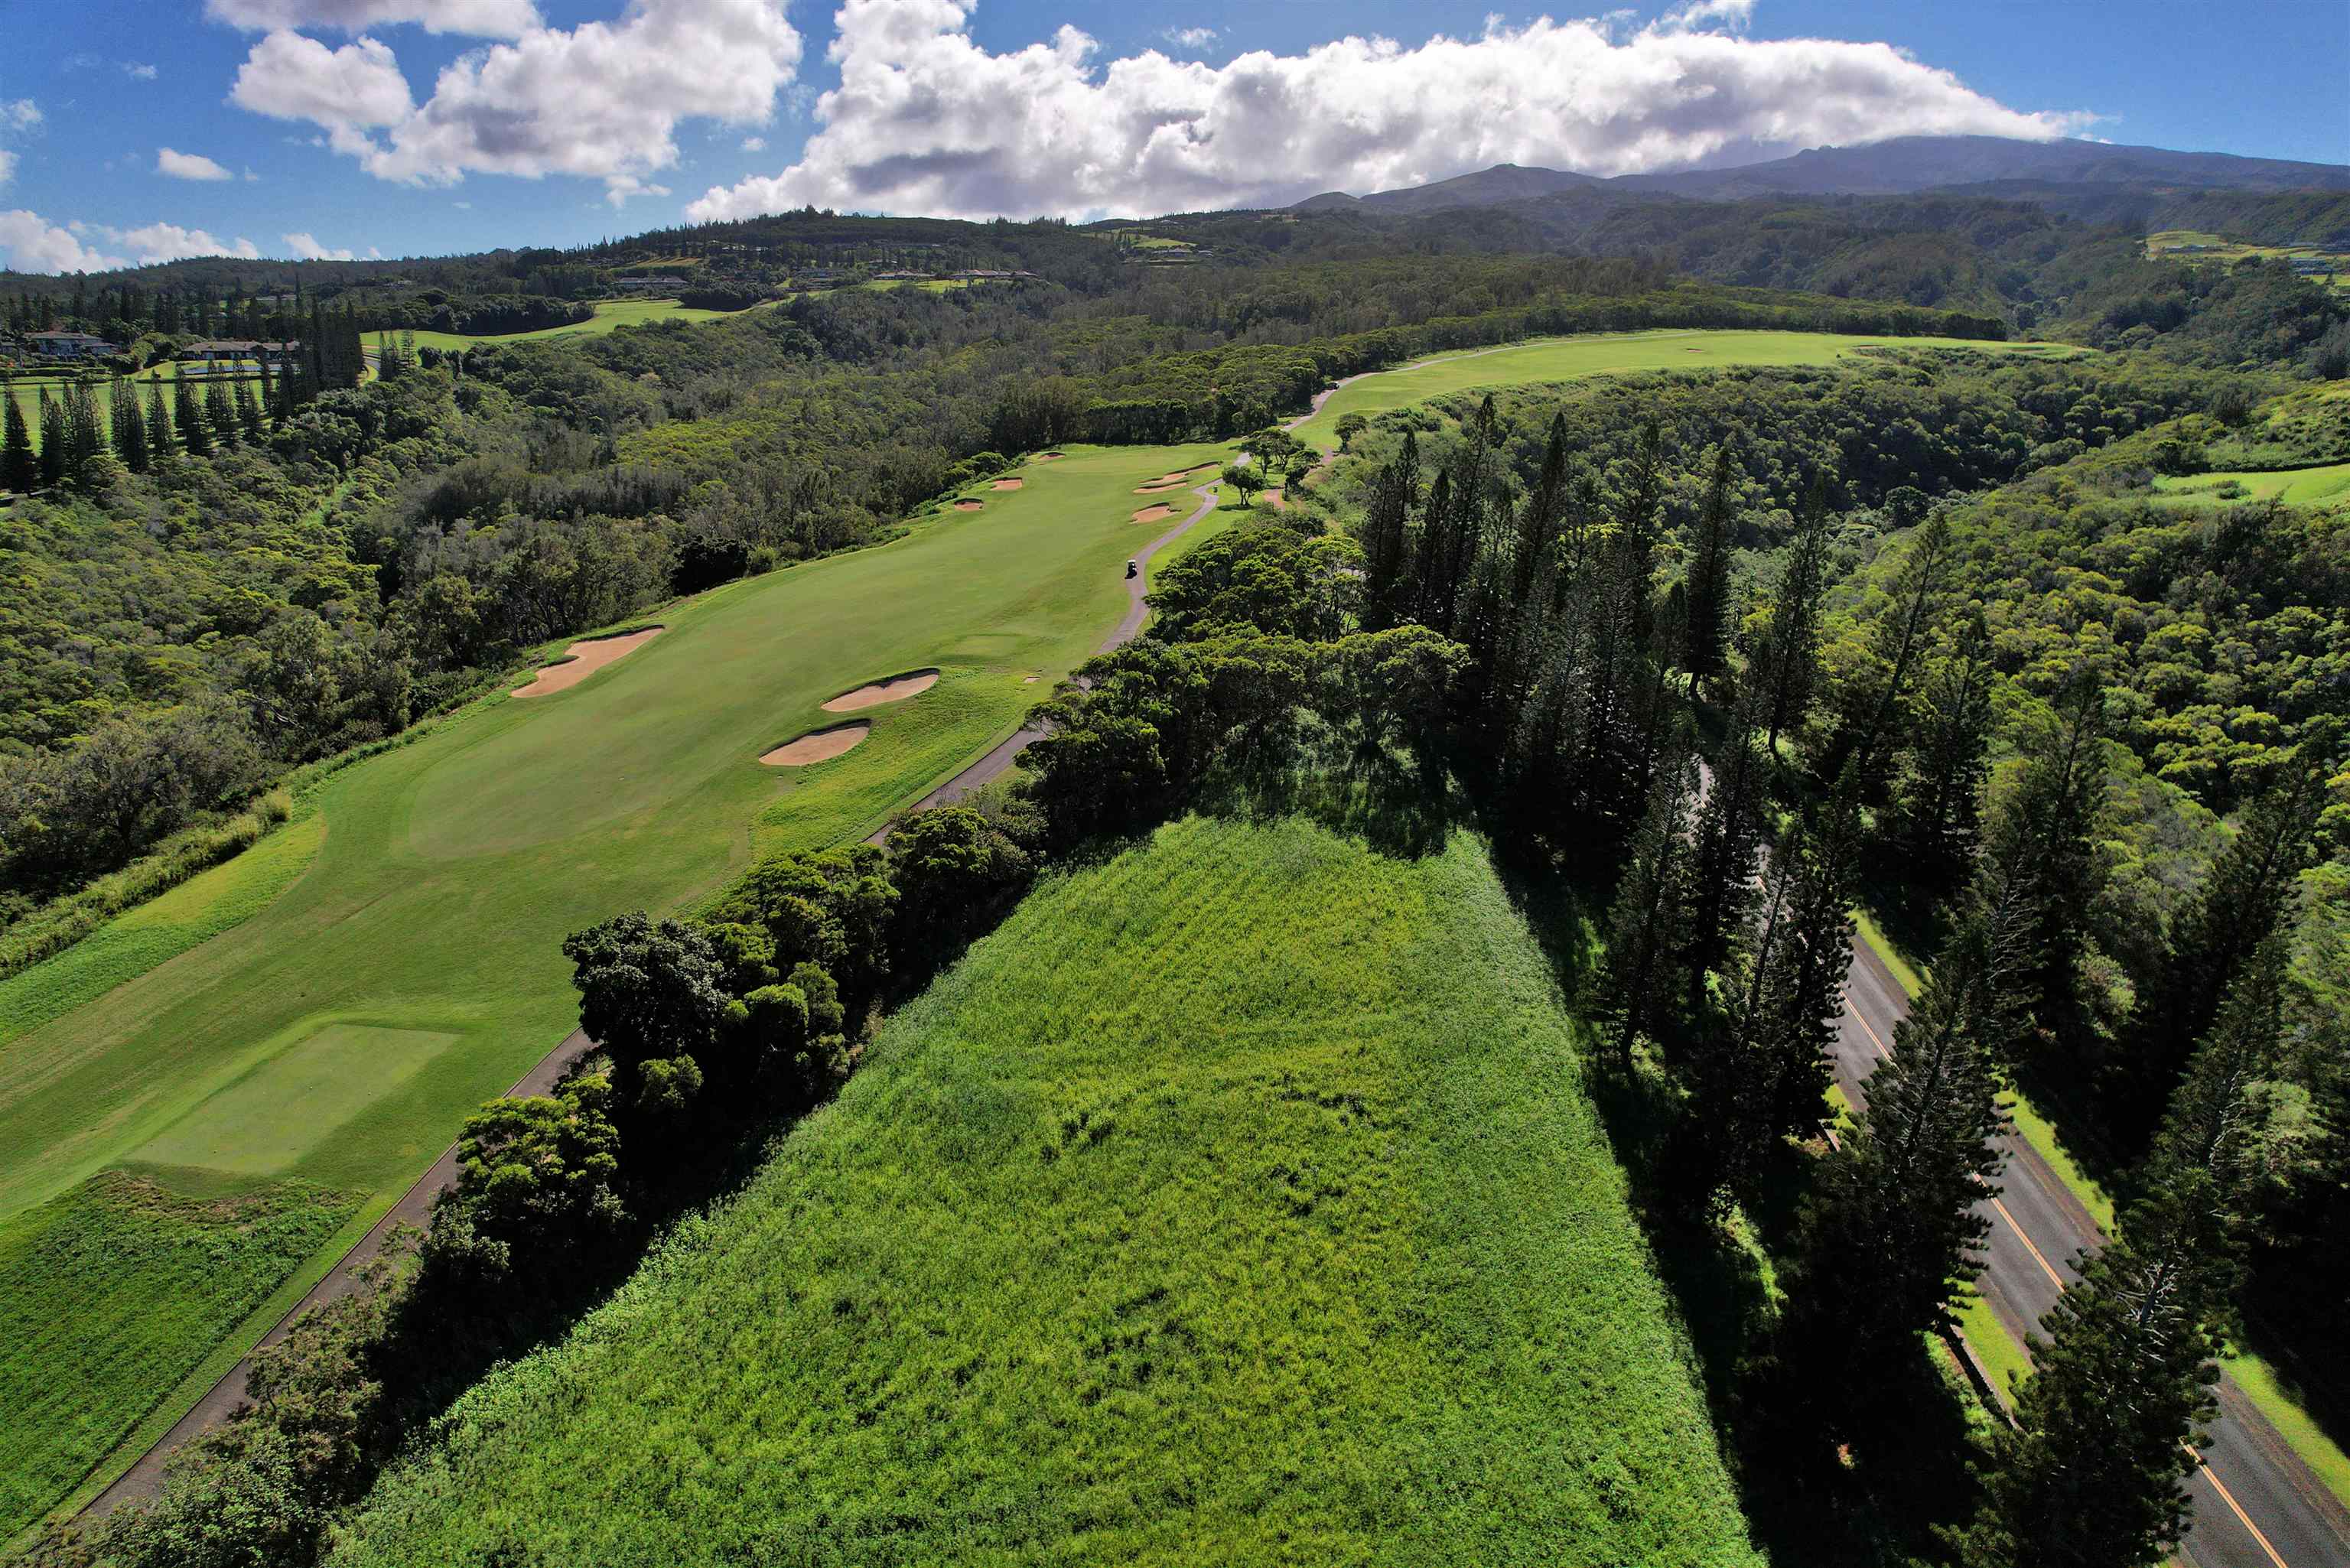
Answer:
top-left (1843, 509), bottom-right (1957, 782)
top-left (2117, 761), bottom-right (2327, 1145)
top-left (63, 379), bottom-right (104, 472)
top-left (1600, 716), bottom-right (1699, 1072)
top-left (236, 377), bottom-right (265, 444)
top-left (175, 376), bottom-right (211, 457)
top-left (1889, 613), bottom-right (1997, 883)
top-left (206, 380), bottom-right (239, 448)
top-left (1683, 674), bottom-right (1771, 1000)
top-left (145, 378), bottom-right (174, 460)
top-left (1681, 443), bottom-right (1736, 699)
top-left (1960, 1199), bottom-right (2223, 1568)
top-left (110, 376), bottom-right (148, 473)
top-left (0, 389), bottom-right (34, 490)
top-left (1779, 916), bottom-right (2009, 1405)
top-left (1753, 486), bottom-right (1834, 756)
top-left (37, 390), bottom-right (67, 486)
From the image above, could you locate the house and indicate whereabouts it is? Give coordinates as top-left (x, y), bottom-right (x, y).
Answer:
top-left (29, 330), bottom-right (117, 361)
top-left (183, 338), bottom-right (261, 363)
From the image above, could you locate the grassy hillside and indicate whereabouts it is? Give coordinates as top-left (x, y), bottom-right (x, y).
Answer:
top-left (0, 441), bottom-right (1224, 1533)
top-left (331, 815), bottom-right (1760, 1566)
top-left (403, 296), bottom-right (757, 352)
top-left (1286, 328), bottom-right (2079, 447)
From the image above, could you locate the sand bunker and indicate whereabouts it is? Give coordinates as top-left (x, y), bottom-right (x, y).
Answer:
top-left (1133, 480), bottom-right (1185, 495)
top-left (991, 477), bottom-right (1025, 490)
top-left (1156, 469), bottom-right (1202, 483)
top-left (822, 669), bottom-right (939, 712)
top-left (953, 499), bottom-right (985, 511)
top-left (512, 627), bottom-right (663, 698)
top-left (1037, 451), bottom-right (1064, 460)
top-left (761, 722), bottom-right (869, 766)
top-left (1132, 503), bottom-right (1175, 524)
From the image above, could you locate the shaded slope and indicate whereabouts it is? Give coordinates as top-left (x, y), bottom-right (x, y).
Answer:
top-left (331, 816), bottom-right (1761, 1566)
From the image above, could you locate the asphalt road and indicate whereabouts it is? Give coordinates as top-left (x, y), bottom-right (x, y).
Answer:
top-left (1831, 939), bottom-right (2350, 1568)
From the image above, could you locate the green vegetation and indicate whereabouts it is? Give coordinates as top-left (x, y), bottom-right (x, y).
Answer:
top-left (1288, 329), bottom-right (2078, 448)
top-left (0, 440), bottom-right (1222, 1524)
top-left (2151, 458), bottom-right (2350, 507)
top-left (0, 1173), bottom-right (354, 1540)
top-left (2146, 229), bottom-right (2349, 290)
top-left (331, 815), bottom-right (1760, 1567)
top-left (403, 295), bottom-right (755, 352)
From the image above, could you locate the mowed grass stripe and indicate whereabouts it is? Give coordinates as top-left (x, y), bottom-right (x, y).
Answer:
top-left (330, 817), bottom-right (1762, 1567)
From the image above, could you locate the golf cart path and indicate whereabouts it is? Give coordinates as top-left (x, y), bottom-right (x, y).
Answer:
top-left (84, 474), bottom-right (1224, 1519)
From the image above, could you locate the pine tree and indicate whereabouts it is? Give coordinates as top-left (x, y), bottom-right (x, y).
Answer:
top-left (1753, 485), bottom-right (1834, 756)
top-left (1779, 916), bottom-right (2009, 1404)
top-left (1960, 1201), bottom-right (2222, 1568)
top-left (1683, 673), bottom-right (1771, 1000)
top-left (236, 376), bottom-right (265, 444)
top-left (110, 376), bottom-right (148, 473)
top-left (1600, 716), bottom-right (1698, 1072)
top-left (1681, 443), bottom-right (1736, 699)
top-left (2119, 761), bottom-right (2327, 1146)
top-left (63, 379), bottom-right (104, 471)
top-left (1844, 509), bottom-right (1956, 782)
top-left (1889, 613), bottom-right (1996, 883)
top-left (37, 390), bottom-right (67, 486)
top-left (145, 379), bottom-right (174, 460)
top-left (206, 380), bottom-right (239, 448)
top-left (173, 377), bottom-right (202, 456)
top-left (0, 389), bottom-right (33, 490)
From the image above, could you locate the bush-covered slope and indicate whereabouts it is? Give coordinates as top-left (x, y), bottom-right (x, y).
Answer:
top-left (330, 815), bottom-right (1759, 1567)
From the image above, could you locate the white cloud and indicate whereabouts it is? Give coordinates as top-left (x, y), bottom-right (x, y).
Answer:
top-left (244, 166), bottom-right (262, 181)
top-left (690, 0), bottom-right (2091, 223)
top-left (103, 222), bottom-right (265, 262)
top-left (0, 210), bottom-right (129, 272)
top-left (1650, 0), bottom-right (1754, 34)
top-left (0, 151), bottom-right (15, 189)
top-left (205, 0), bottom-right (541, 38)
top-left (284, 229), bottom-right (356, 259)
top-left (228, 0), bottom-right (801, 203)
top-left (452, 198), bottom-right (471, 207)
top-left (233, 32), bottom-right (415, 155)
top-left (125, 62), bottom-right (161, 80)
top-left (741, 135), bottom-right (766, 151)
top-left (158, 146), bottom-right (236, 181)
top-left (4, 99), bottom-right (41, 132)
top-left (1162, 26), bottom-right (1214, 49)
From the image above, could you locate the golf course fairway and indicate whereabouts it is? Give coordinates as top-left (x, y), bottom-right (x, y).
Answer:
top-left (1285, 328), bottom-right (2078, 448)
top-left (0, 441), bottom-right (1225, 1534)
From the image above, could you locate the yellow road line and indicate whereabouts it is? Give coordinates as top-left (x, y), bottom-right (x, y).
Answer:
top-left (2189, 1444), bottom-right (2290, 1567)
top-left (1988, 1196), bottom-right (2066, 1290)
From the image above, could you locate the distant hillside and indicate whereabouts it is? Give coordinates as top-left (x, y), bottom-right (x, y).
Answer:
top-left (1295, 135), bottom-right (2350, 215)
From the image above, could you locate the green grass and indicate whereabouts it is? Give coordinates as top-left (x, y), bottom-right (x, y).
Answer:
top-left (330, 815), bottom-right (1761, 1567)
top-left (1956, 1290), bottom-right (2030, 1410)
top-left (2151, 460), bottom-right (2350, 509)
top-left (0, 440), bottom-right (1231, 1527)
top-left (2145, 230), bottom-right (2350, 291)
top-left (130, 1024), bottom-right (460, 1178)
top-left (1286, 329), bottom-right (2078, 449)
top-left (0, 813), bottom-right (325, 1051)
top-left (2220, 1351), bottom-right (2350, 1508)
top-left (0, 1173), bottom-right (355, 1540)
top-left (404, 297), bottom-right (757, 353)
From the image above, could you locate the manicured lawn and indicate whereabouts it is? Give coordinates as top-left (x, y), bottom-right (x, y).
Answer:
top-left (330, 816), bottom-right (1762, 1567)
top-left (404, 296), bottom-right (757, 353)
top-left (1286, 329), bottom-right (2078, 448)
top-left (0, 1173), bottom-right (354, 1540)
top-left (2153, 460), bottom-right (2350, 508)
top-left (0, 439), bottom-right (1229, 1527)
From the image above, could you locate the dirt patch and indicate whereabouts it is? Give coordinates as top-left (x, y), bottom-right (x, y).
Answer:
top-left (1023, 675), bottom-right (1040, 684)
top-left (991, 477), bottom-right (1025, 490)
top-left (1263, 490), bottom-right (1287, 510)
top-left (1036, 451), bottom-right (1064, 460)
top-left (952, 499), bottom-right (985, 511)
top-left (512, 626), bottom-right (663, 698)
top-left (822, 669), bottom-right (939, 712)
top-left (761, 722), bottom-right (869, 766)
top-left (1131, 503), bottom-right (1175, 524)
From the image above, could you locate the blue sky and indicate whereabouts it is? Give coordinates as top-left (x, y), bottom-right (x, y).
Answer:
top-left (1, 0), bottom-right (2343, 272)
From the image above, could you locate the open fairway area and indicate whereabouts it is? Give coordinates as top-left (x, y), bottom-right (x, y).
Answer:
top-left (329, 815), bottom-right (1762, 1568)
top-left (0, 439), bottom-right (1225, 1533)
top-left (2153, 459), bottom-right (2350, 508)
top-left (404, 296), bottom-right (761, 353)
top-left (1287, 328), bottom-right (2076, 448)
